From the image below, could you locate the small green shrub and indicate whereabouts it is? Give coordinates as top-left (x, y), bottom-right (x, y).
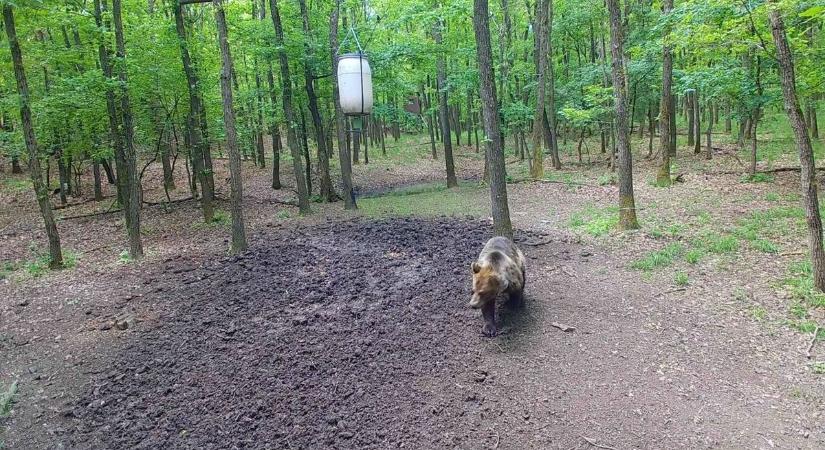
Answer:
top-left (674, 271), bottom-right (689, 286)
top-left (740, 172), bottom-right (774, 183)
top-left (765, 192), bottom-right (781, 202)
top-left (568, 206), bottom-right (619, 237)
top-left (0, 380), bottom-right (18, 417)
top-left (685, 248), bottom-right (704, 264)
top-left (752, 239), bottom-right (779, 254)
top-left (597, 173), bottom-right (617, 186)
top-left (276, 209), bottom-right (292, 219)
top-left (631, 243), bottom-right (684, 271)
top-left (118, 249), bottom-right (133, 264)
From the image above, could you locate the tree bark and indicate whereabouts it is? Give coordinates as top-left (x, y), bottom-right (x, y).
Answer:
top-left (473, 0), bottom-right (513, 239)
top-left (607, 0), bottom-right (639, 230)
top-left (214, 0), bottom-right (248, 253)
top-left (266, 66), bottom-right (282, 190)
top-left (529, 0), bottom-right (549, 179)
top-left (93, 161), bottom-right (104, 201)
top-left (434, 19), bottom-right (458, 187)
top-left (3, 4), bottom-right (63, 268)
top-left (270, 0), bottom-right (310, 213)
top-left (693, 89), bottom-right (701, 154)
top-left (686, 91), bottom-right (695, 147)
top-left (546, 0), bottom-right (561, 169)
top-left (299, 0), bottom-right (335, 201)
top-left (770, 7), bottom-right (825, 291)
top-left (330, 1), bottom-right (356, 209)
top-left (174, 0), bottom-right (214, 222)
top-left (112, 0), bottom-right (144, 259)
top-left (656, 0), bottom-right (673, 186)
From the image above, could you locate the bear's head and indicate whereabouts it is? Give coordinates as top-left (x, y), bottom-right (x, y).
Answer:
top-left (469, 262), bottom-right (507, 308)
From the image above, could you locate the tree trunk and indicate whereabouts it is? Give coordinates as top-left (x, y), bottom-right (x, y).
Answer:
top-left (270, 0), bottom-right (310, 213)
top-left (693, 89), bottom-right (701, 154)
top-left (93, 161), bottom-right (104, 201)
top-left (750, 116), bottom-right (759, 175)
top-left (299, 0), bottom-right (334, 202)
top-left (57, 151), bottom-right (68, 205)
top-left (656, 0), bottom-right (673, 186)
top-left (174, 0), bottom-right (214, 222)
top-left (214, 0), bottom-right (248, 253)
top-left (299, 108), bottom-right (313, 196)
top-left (11, 156), bottom-right (22, 173)
top-left (810, 102), bottom-right (819, 139)
top-left (473, 0), bottom-right (513, 239)
top-left (3, 4), bottom-right (63, 268)
top-left (112, 0), bottom-right (144, 259)
top-left (705, 101), bottom-right (712, 159)
top-left (330, 3), bottom-right (357, 210)
top-left (266, 66), bottom-right (282, 190)
top-left (434, 19), bottom-right (458, 187)
top-left (686, 91), bottom-right (694, 147)
top-left (529, 0), bottom-right (549, 179)
top-left (607, 0), bottom-right (639, 230)
top-left (770, 8), bottom-right (825, 291)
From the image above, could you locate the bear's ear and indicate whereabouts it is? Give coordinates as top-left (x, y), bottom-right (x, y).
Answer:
top-left (471, 262), bottom-right (481, 274)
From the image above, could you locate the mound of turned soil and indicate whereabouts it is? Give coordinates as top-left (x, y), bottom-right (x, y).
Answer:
top-left (65, 218), bottom-right (537, 449)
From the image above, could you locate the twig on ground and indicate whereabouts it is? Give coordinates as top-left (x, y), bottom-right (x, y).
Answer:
top-left (806, 326), bottom-right (821, 359)
top-left (655, 287), bottom-right (687, 297)
top-left (559, 266), bottom-right (577, 278)
top-left (779, 250), bottom-right (805, 257)
top-left (551, 322), bottom-right (576, 332)
top-left (142, 196), bottom-right (195, 206)
top-left (519, 238), bottom-right (553, 247)
top-left (580, 435), bottom-right (616, 450)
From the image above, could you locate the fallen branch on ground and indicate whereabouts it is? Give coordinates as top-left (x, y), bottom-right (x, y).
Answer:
top-left (806, 326), bottom-right (821, 360)
top-left (550, 322), bottom-right (576, 332)
top-left (142, 196), bottom-right (195, 206)
top-left (655, 287), bottom-right (687, 297)
top-left (507, 177), bottom-right (600, 188)
top-left (708, 166), bottom-right (825, 176)
top-left (580, 435), bottom-right (616, 450)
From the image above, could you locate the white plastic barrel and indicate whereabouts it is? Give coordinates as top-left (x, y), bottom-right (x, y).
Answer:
top-left (337, 53), bottom-right (373, 115)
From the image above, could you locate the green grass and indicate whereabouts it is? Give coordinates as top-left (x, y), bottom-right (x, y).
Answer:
top-left (596, 173), bottom-right (617, 186)
top-left (684, 248), bottom-right (705, 264)
top-left (357, 183), bottom-right (485, 218)
top-left (0, 380), bottom-right (18, 418)
top-left (631, 243), bottom-right (684, 271)
top-left (276, 209), bottom-right (292, 219)
top-left (118, 249), bottom-right (133, 264)
top-left (569, 205), bottom-right (619, 237)
top-left (692, 232), bottom-right (739, 254)
top-left (750, 305), bottom-right (768, 321)
top-left (192, 209), bottom-right (231, 229)
top-left (811, 361), bottom-right (825, 375)
top-left (740, 172), bottom-right (774, 183)
top-left (765, 192), bottom-right (781, 202)
top-left (21, 249), bottom-right (77, 277)
top-left (674, 271), bottom-right (689, 286)
top-left (1, 177), bottom-right (30, 193)
top-left (782, 261), bottom-right (825, 333)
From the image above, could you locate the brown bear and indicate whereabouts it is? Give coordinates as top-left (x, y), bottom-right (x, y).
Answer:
top-left (469, 236), bottom-right (526, 336)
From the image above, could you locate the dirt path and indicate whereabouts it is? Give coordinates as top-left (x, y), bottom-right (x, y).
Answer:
top-left (3, 216), bottom-right (822, 449)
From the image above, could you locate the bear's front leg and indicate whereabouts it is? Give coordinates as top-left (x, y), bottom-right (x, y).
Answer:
top-left (481, 302), bottom-right (497, 337)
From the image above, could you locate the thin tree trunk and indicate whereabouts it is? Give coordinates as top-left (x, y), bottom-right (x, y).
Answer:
top-left (434, 19), bottom-right (458, 187)
top-left (299, 108), bottom-right (312, 196)
top-left (11, 156), bottom-right (22, 173)
top-left (3, 4), bottom-right (63, 268)
top-left (93, 161), bottom-right (104, 201)
top-left (529, 0), bottom-right (549, 179)
top-left (266, 66), bottom-right (282, 190)
top-left (299, 0), bottom-right (334, 201)
top-left (607, 0), bottom-right (639, 230)
top-left (473, 0), bottom-right (513, 239)
top-left (112, 0), bottom-right (144, 258)
top-left (705, 100), bottom-right (712, 159)
top-left (270, 0), bottom-right (310, 213)
top-left (770, 8), bottom-right (825, 291)
top-left (174, 0), bottom-right (214, 222)
top-left (686, 91), bottom-right (694, 147)
top-left (214, 0), bottom-right (247, 253)
top-left (693, 89), bottom-right (701, 154)
top-left (330, 3), bottom-right (357, 210)
top-left (656, 0), bottom-right (673, 186)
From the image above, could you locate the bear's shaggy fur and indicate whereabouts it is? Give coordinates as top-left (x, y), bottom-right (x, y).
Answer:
top-left (469, 236), bottom-right (526, 336)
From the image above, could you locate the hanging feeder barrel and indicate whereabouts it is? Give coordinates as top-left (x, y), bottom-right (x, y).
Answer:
top-left (337, 53), bottom-right (374, 116)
